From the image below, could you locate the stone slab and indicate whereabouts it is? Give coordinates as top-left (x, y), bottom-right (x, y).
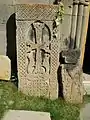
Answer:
top-left (62, 64), bottom-right (84, 103)
top-left (80, 103), bottom-right (90, 120)
top-left (0, 55), bottom-right (11, 80)
top-left (16, 4), bottom-right (59, 99)
top-left (2, 110), bottom-right (51, 120)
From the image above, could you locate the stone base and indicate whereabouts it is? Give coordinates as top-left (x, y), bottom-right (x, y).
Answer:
top-left (2, 110), bottom-right (51, 120)
top-left (61, 64), bottom-right (84, 103)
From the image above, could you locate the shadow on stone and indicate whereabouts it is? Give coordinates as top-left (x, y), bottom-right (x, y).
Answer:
top-left (53, 0), bottom-right (61, 4)
top-left (83, 15), bottom-right (90, 74)
top-left (6, 13), bottom-right (18, 86)
top-left (57, 62), bottom-right (64, 99)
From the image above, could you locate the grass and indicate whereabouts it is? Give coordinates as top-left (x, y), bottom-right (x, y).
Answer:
top-left (0, 81), bottom-right (85, 120)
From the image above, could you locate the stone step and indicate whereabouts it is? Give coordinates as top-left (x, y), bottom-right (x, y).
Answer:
top-left (2, 110), bottom-right (51, 120)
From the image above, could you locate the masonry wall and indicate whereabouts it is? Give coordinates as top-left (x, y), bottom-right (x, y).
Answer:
top-left (0, 0), bottom-right (14, 55)
top-left (0, 0), bottom-right (55, 55)
top-left (0, 0), bottom-right (72, 55)
top-left (60, 0), bottom-right (73, 50)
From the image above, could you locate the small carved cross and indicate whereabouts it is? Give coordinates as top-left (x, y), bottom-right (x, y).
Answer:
top-left (26, 22), bottom-right (50, 73)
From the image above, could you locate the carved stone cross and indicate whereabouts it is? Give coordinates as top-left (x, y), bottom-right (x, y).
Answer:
top-left (26, 22), bottom-right (50, 74)
top-left (16, 4), bottom-right (59, 99)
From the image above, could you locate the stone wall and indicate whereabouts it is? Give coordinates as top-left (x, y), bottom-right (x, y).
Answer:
top-left (0, 0), bottom-right (55, 74)
top-left (0, 0), bottom-right (89, 56)
top-left (0, 0), bottom-right (54, 55)
top-left (0, 0), bottom-right (74, 76)
top-left (0, 2), bottom-right (14, 55)
top-left (0, 0), bottom-right (73, 55)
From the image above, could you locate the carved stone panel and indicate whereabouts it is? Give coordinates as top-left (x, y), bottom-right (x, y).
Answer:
top-left (61, 63), bottom-right (84, 103)
top-left (16, 4), bottom-right (59, 99)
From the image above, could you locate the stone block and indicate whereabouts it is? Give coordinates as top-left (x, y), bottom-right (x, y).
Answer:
top-left (16, 4), bottom-right (59, 99)
top-left (0, 55), bottom-right (11, 80)
top-left (62, 64), bottom-right (84, 103)
top-left (61, 49), bottom-right (80, 64)
top-left (83, 80), bottom-right (90, 95)
top-left (0, 24), bottom-right (6, 55)
top-left (2, 110), bottom-right (51, 120)
top-left (80, 103), bottom-right (90, 120)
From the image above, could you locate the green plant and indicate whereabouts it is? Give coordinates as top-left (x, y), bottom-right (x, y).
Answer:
top-left (0, 81), bottom-right (80, 120)
top-left (55, 2), bottom-right (64, 26)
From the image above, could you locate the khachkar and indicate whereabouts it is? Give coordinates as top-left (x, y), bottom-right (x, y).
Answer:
top-left (16, 4), bottom-right (60, 99)
top-left (16, 1), bottom-right (89, 103)
top-left (61, 0), bottom-right (89, 103)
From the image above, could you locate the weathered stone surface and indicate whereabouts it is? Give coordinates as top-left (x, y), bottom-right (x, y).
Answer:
top-left (0, 0), bottom-right (54, 5)
top-left (0, 4), bottom-right (14, 24)
top-left (61, 63), bottom-right (84, 103)
top-left (59, 0), bottom-right (90, 103)
top-left (2, 110), bottom-right (51, 120)
top-left (16, 4), bottom-right (59, 99)
top-left (0, 0), bottom-right (13, 4)
top-left (0, 55), bottom-right (11, 80)
top-left (15, 0), bottom-right (50, 4)
top-left (59, 0), bottom-right (73, 51)
top-left (0, 24), bottom-right (6, 55)
top-left (83, 73), bottom-right (90, 95)
top-left (0, 4), bottom-right (15, 56)
top-left (83, 81), bottom-right (90, 95)
top-left (80, 103), bottom-right (90, 120)
top-left (61, 49), bottom-right (80, 64)
top-left (61, 0), bottom-right (73, 14)
top-left (16, 4), bottom-right (58, 21)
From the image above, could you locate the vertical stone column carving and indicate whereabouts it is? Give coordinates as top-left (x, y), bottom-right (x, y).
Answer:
top-left (50, 25), bottom-right (59, 99)
top-left (80, 0), bottom-right (89, 65)
top-left (75, 0), bottom-right (84, 48)
top-left (70, 0), bottom-right (79, 49)
top-left (80, 1), bottom-right (89, 48)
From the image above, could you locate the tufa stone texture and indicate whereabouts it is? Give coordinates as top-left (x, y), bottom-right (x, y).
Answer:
top-left (61, 49), bottom-right (84, 103)
top-left (61, 63), bottom-right (84, 103)
top-left (16, 4), bottom-right (59, 99)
